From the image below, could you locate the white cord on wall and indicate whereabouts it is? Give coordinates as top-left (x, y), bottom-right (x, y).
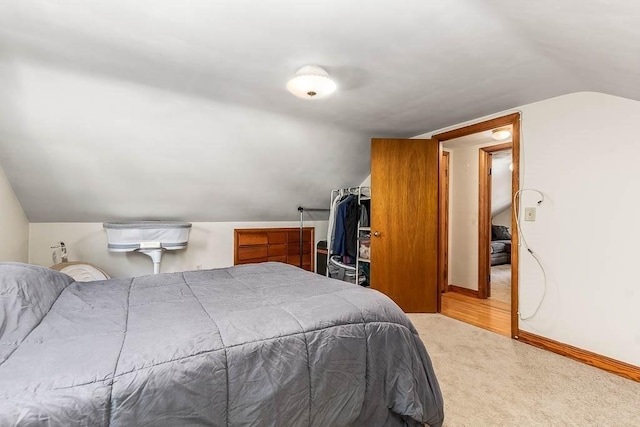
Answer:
top-left (514, 189), bottom-right (548, 320)
top-left (513, 109), bottom-right (549, 320)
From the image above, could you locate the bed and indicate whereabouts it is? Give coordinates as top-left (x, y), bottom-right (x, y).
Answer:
top-left (0, 262), bottom-right (443, 426)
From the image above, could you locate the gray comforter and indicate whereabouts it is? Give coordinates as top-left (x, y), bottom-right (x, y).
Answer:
top-left (0, 262), bottom-right (443, 426)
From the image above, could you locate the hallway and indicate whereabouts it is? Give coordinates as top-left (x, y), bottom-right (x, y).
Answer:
top-left (441, 290), bottom-right (510, 337)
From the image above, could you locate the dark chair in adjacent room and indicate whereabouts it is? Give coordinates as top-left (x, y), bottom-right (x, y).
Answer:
top-left (491, 225), bottom-right (512, 266)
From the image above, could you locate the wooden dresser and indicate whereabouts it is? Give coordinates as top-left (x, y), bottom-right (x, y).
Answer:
top-left (234, 227), bottom-right (315, 272)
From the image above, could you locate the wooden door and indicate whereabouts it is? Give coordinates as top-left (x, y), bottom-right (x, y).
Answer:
top-left (370, 138), bottom-right (439, 312)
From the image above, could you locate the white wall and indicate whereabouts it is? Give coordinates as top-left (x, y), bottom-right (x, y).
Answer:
top-left (491, 155), bottom-right (512, 215)
top-left (0, 164), bottom-right (29, 262)
top-left (419, 92), bottom-right (640, 366)
top-left (29, 221), bottom-right (328, 278)
top-left (491, 155), bottom-right (513, 230)
top-left (492, 207), bottom-right (511, 229)
top-left (446, 144), bottom-right (478, 289)
top-left (445, 141), bottom-right (515, 290)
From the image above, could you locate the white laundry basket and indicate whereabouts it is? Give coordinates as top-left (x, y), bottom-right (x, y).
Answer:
top-left (328, 255), bottom-right (366, 285)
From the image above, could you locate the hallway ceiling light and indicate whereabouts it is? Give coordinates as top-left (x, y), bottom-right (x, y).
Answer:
top-left (492, 128), bottom-right (511, 141)
top-left (287, 65), bottom-right (337, 99)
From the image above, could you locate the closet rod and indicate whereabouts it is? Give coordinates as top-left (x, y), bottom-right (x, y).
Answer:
top-left (297, 207), bottom-right (330, 212)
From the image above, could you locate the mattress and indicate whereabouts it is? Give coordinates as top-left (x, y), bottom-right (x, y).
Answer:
top-left (0, 262), bottom-right (444, 426)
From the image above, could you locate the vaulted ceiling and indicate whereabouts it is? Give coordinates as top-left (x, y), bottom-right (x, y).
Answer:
top-left (0, 1), bottom-right (638, 222)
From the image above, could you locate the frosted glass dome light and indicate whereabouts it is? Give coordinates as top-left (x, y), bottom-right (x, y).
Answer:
top-left (287, 65), bottom-right (337, 99)
top-left (492, 128), bottom-right (512, 141)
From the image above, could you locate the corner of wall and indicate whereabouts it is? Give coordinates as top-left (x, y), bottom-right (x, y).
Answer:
top-left (0, 164), bottom-right (29, 262)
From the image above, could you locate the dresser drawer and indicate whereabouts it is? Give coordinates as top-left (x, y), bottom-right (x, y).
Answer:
top-left (287, 230), bottom-right (312, 243)
top-left (234, 227), bottom-right (315, 272)
top-left (268, 244), bottom-right (287, 257)
top-left (237, 232), bottom-right (268, 246)
top-left (268, 232), bottom-right (287, 244)
top-left (237, 246), bottom-right (268, 262)
top-left (287, 253), bottom-right (311, 266)
top-left (287, 243), bottom-right (311, 255)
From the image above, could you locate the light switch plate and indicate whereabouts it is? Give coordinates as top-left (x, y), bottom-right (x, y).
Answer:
top-left (525, 207), bottom-right (536, 222)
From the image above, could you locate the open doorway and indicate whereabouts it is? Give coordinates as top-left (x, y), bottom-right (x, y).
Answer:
top-left (480, 144), bottom-right (513, 307)
top-left (434, 113), bottom-right (520, 338)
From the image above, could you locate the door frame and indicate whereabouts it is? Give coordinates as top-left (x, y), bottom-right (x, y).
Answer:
top-left (478, 142), bottom-right (512, 299)
top-left (433, 113), bottom-right (521, 337)
top-left (438, 151), bottom-right (450, 295)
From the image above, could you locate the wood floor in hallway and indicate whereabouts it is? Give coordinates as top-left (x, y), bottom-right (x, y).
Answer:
top-left (440, 291), bottom-right (511, 337)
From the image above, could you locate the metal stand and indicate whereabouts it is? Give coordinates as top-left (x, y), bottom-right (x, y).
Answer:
top-left (298, 206), bottom-right (330, 269)
top-left (139, 249), bottom-right (164, 274)
top-left (326, 187), bottom-right (371, 285)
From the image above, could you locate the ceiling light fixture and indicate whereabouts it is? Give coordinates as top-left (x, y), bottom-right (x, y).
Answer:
top-left (492, 128), bottom-right (511, 141)
top-left (287, 65), bottom-right (336, 99)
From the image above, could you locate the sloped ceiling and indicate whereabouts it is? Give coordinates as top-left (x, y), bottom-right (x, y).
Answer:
top-left (0, 1), bottom-right (638, 222)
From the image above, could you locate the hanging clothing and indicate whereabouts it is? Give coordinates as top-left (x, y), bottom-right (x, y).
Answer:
top-left (332, 194), bottom-right (354, 256)
top-left (327, 187), bottom-right (370, 284)
top-left (327, 193), bottom-right (341, 253)
top-left (345, 198), bottom-right (359, 258)
top-left (360, 199), bottom-right (370, 227)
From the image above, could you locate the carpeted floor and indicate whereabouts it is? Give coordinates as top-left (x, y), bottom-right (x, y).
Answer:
top-left (407, 314), bottom-right (640, 426)
top-left (490, 264), bottom-right (511, 305)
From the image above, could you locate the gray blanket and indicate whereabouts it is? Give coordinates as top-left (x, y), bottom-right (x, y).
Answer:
top-left (0, 262), bottom-right (443, 426)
